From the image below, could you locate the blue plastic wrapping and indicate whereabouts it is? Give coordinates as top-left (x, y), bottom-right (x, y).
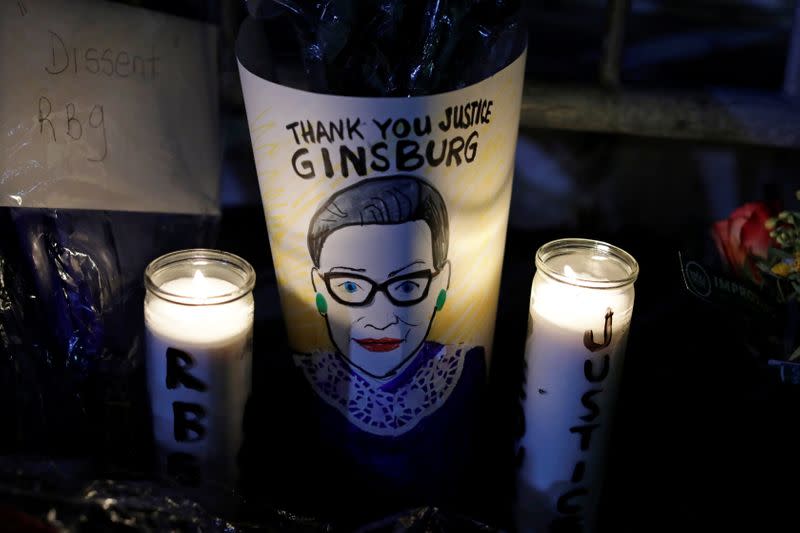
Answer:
top-left (0, 209), bottom-right (218, 462)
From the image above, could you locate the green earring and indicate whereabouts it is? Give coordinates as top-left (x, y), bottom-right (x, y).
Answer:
top-left (435, 289), bottom-right (447, 311)
top-left (316, 292), bottom-right (328, 315)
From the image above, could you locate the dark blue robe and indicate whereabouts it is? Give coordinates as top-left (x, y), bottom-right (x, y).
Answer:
top-left (305, 342), bottom-right (487, 519)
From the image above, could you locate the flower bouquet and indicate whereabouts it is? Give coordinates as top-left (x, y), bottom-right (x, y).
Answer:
top-left (704, 192), bottom-right (800, 380)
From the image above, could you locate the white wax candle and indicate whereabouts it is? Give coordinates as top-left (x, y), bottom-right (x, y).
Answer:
top-left (145, 270), bottom-right (254, 486)
top-left (517, 242), bottom-right (636, 533)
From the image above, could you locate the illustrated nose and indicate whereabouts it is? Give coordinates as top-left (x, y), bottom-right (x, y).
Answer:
top-left (365, 291), bottom-right (399, 330)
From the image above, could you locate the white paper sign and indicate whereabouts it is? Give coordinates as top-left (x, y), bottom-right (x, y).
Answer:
top-left (0, 0), bottom-right (220, 214)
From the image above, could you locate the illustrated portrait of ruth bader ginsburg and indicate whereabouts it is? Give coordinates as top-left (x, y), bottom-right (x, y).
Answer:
top-left (294, 175), bottom-right (486, 488)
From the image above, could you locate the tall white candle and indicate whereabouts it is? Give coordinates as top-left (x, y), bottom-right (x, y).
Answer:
top-left (516, 239), bottom-right (638, 533)
top-left (144, 250), bottom-right (255, 487)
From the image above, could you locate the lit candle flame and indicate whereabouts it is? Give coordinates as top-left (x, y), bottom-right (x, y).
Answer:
top-left (192, 270), bottom-right (209, 298)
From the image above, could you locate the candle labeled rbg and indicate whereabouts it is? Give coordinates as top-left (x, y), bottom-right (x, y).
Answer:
top-left (144, 250), bottom-right (255, 487)
top-left (516, 239), bottom-right (638, 533)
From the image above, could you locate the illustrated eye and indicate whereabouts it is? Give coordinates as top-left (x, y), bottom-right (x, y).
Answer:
top-left (339, 280), bottom-right (362, 294)
top-left (396, 280), bottom-right (420, 294)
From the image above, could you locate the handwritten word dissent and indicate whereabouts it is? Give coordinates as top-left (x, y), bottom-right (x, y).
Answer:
top-left (46, 30), bottom-right (160, 81)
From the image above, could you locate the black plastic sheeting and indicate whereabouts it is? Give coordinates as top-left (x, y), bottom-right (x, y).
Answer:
top-left (0, 457), bottom-right (498, 532)
top-left (238, 0), bottom-right (527, 96)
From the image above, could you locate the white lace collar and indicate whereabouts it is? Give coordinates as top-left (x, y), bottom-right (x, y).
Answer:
top-left (294, 343), bottom-right (467, 437)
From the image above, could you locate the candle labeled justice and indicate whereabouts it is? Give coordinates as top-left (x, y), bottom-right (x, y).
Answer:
top-left (144, 249), bottom-right (255, 487)
top-left (516, 239), bottom-right (638, 533)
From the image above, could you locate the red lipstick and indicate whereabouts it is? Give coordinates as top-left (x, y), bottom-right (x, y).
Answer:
top-left (355, 338), bottom-right (403, 352)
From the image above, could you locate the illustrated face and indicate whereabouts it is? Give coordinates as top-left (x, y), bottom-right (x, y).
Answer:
top-left (315, 221), bottom-right (449, 379)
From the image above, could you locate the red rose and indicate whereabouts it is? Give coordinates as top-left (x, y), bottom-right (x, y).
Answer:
top-left (712, 202), bottom-right (773, 280)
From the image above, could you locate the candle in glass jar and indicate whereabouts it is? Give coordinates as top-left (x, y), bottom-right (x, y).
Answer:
top-left (516, 239), bottom-right (638, 533)
top-left (144, 250), bottom-right (255, 487)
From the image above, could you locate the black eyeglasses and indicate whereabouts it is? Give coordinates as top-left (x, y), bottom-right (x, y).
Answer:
top-left (322, 269), bottom-right (442, 307)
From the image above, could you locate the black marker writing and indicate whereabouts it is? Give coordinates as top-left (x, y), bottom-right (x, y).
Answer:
top-left (579, 389), bottom-right (602, 422)
top-left (38, 96), bottom-right (55, 141)
top-left (173, 401), bottom-right (206, 442)
top-left (66, 103), bottom-right (81, 140)
top-left (584, 353), bottom-right (610, 383)
top-left (87, 105), bottom-right (107, 162)
top-left (284, 105), bottom-right (489, 180)
top-left (36, 98), bottom-right (108, 162)
top-left (163, 347), bottom-right (210, 487)
top-left (286, 118), bottom-right (364, 144)
top-left (45, 30), bottom-right (160, 81)
top-left (569, 423), bottom-right (601, 451)
top-left (166, 348), bottom-right (208, 391)
top-left (550, 311), bottom-right (615, 530)
top-left (438, 99), bottom-right (493, 132)
top-left (571, 461), bottom-right (586, 483)
top-left (287, 131), bottom-right (479, 179)
top-left (373, 117), bottom-right (432, 140)
top-left (584, 309), bottom-right (613, 352)
top-left (556, 487), bottom-right (589, 515)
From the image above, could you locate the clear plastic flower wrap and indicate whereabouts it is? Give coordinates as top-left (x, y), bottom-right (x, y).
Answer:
top-left (238, 0), bottom-right (526, 96)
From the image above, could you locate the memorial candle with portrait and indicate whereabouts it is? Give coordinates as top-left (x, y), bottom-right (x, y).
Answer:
top-left (237, 11), bottom-right (527, 514)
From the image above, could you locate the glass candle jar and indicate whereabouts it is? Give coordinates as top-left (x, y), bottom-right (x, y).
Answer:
top-left (144, 249), bottom-right (255, 487)
top-left (516, 238), bottom-right (639, 533)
